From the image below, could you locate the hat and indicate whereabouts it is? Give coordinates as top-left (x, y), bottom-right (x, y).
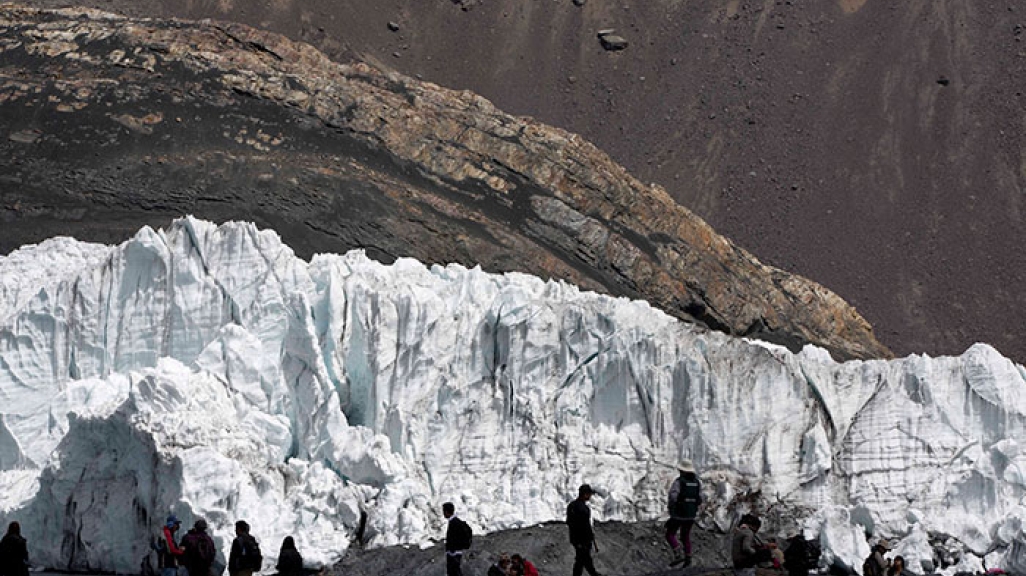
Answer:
top-left (166, 515), bottom-right (181, 528)
top-left (677, 459), bottom-right (696, 473)
top-left (579, 483), bottom-right (596, 496)
top-left (194, 518), bottom-right (208, 531)
top-left (877, 539), bottom-right (891, 551)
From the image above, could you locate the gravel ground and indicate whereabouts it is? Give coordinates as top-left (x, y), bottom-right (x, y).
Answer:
top-left (332, 520), bottom-right (754, 576)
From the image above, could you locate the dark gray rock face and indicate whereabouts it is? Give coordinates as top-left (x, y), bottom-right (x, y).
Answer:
top-left (0, 6), bottom-right (889, 361)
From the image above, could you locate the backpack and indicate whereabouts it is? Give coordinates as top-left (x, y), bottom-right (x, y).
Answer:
top-left (184, 531), bottom-right (216, 565)
top-left (241, 534), bottom-right (262, 571)
top-left (151, 533), bottom-right (170, 569)
top-left (454, 518), bottom-right (473, 550)
top-left (672, 477), bottom-right (701, 518)
top-left (197, 535), bottom-right (216, 565)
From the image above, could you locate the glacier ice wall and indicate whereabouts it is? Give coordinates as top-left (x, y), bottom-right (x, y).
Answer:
top-left (1, 218), bottom-right (1025, 574)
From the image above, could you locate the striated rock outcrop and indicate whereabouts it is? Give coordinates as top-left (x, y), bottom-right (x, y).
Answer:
top-left (0, 5), bottom-right (890, 360)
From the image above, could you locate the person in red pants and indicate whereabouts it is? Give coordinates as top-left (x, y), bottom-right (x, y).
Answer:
top-left (666, 459), bottom-right (702, 567)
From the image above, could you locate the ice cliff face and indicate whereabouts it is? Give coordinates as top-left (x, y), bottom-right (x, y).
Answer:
top-left (1, 218), bottom-right (1024, 574)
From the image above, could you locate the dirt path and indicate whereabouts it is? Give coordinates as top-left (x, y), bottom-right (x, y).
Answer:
top-left (331, 520), bottom-right (759, 576)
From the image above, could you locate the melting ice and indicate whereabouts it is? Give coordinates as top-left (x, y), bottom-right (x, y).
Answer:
top-left (1, 218), bottom-right (1025, 574)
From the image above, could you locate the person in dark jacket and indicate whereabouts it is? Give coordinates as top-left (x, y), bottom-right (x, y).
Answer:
top-left (0, 521), bottom-right (29, 576)
top-left (666, 459), bottom-right (702, 566)
top-left (863, 540), bottom-right (891, 576)
top-left (443, 502), bottom-right (473, 576)
top-left (732, 514), bottom-right (769, 576)
top-left (783, 533), bottom-right (811, 576)
top-left (181, 518), bottom-right (217, 576)
top-left (228, 520), bottom-right (261, 576)
top-left (566, 484), bottom-right (601, 576)
top-left (275, 536), bottom-right (303, 576)
top-left (486, 554), bottom-right (511, 576)
top-left (887, 555), bottom-right (908, 576)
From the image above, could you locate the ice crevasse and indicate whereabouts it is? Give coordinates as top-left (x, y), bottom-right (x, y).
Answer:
top-left (1, 217), bottom-right (1025, 574)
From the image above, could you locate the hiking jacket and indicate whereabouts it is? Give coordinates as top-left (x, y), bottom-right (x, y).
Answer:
top-left (566, 498), bottom-right (594, 546)
top-left (732, 525), bottom-right (759, 568)
top-left (181, 529), bottom-right (216, 576)
top-left (518, 559), bottom-right (539, 576)
top-left (0, 533), bottom-right (29, 576)
top-left (784, 535), bottom-right (810, 574)
top-left (159, 526), bottom-right (185, 568)
top-left (871, 550), bottom-right (889, 575)
top-left (445, 517), bottom-right (472, 553)
top-left (229, 533), bottom-right (260, 573)
top-left (275, 548), bottom-right (303, 576)
top-left (668, 473), bottom-right (702, 520)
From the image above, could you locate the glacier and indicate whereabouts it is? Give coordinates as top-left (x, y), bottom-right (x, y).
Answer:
top-left (1, 217), bottom-right (1025, 574)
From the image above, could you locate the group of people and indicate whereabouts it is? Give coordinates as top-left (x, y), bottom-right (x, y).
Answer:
top-left (155, 516), bottom-right (302, 576)
top-left (863, 539), bottom-right (911, 576)
top-left (2, 456), bottom-right (900, 576)
top-left (487, 554), bottom-right (540, 576)
top-left (439, 459), bottom-right (703, 576)
top-left (446, 458), bottom-right (702, 576)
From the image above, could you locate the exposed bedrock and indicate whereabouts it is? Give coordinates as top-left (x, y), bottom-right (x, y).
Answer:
top-left (0, 5), bottom-right (888, 361)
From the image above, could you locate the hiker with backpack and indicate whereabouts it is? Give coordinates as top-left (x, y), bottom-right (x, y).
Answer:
top-left (229, 521), bottom-right (262, 576)
top-left (666, 459), bottom-right (701, 567)
top-left (443, 502), bottom-right (473, 576)
top-left (274, 536), bottom-right (302, 576)
top-left (862, 540), bottom-right (891, 576)
top-left (155, 515), bottom-right (187, 576)
top-left (0, 521), bottom-right (30, 576)
top-left (181, 518), bottom-right (217, 576)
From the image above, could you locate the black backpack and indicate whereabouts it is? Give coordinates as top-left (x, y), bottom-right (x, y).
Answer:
top-left (241, 534), bottom-right (262, 571)
top-left (454, 518), bottom-right (473, 550)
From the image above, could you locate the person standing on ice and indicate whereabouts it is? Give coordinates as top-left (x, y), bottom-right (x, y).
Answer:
top-left (666, 458), bottom-right (701, 567)
top-left (442, 502), bottom-right (473, 576)
top-left (181, 519), bottom-right (217, 576)
top-left (566, 484), bottom-right (602, 576)
top-left (157, 516), bottom-right (186, 576)
top-left (862, 540), bottom-right (891, 576)
top-left (228, 520), bottom-right (262, 576)
top-left (0, 521), bottom-right (30, 576)
top-left (274, 536), bottom-right (303, 576)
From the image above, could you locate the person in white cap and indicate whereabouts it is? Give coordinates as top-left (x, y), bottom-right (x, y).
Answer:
top-left (666, 458), bottom-right (702, 566)
top-left (862, 539), bottom-right (891, 576)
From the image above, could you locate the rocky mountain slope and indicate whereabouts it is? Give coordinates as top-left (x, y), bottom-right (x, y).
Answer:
top-left (0, 5), bottom-right (887, 360)
top-left (18, 0), bottom-right (1024, 362)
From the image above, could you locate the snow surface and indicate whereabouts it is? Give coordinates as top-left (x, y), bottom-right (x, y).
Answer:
top-left (1, 217), bottom-right (1025, 574)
